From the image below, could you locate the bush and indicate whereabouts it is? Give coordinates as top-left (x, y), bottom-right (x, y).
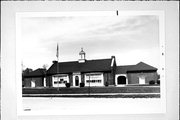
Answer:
top-left (105, 82), bottom-right (109, 87)
top-left (157, 80), bottom-right (160, 84)
top-left (65, 83), bottom-right (70, 88)
top-left (80, 82), bottom-right (85, 87)
top-left (149, 80), bottom-right (155, 85)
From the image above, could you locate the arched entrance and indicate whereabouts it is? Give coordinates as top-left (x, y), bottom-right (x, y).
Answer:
top-left (117, 76), bottom-right (126, 85)
top-left (75, 76), bottom-right (79, 86)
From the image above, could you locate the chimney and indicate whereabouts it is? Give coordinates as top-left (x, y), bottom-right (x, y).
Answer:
top-left (111, 56), bottom-right (115, 59)
top-left (111, 56), bottom-right (116, 67)
top-left (52, 60), bottom-right (58, 64)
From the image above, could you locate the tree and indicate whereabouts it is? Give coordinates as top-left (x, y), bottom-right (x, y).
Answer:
top-left (42, 64), bottom-right (48, 70)
top-left (22, 68), bottom-right (33, 75)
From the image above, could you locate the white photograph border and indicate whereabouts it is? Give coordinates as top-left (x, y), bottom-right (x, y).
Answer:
top-left (1, 1), bottom-right (179, 120)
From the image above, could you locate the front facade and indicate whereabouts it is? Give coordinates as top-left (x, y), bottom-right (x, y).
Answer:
top-left (49, 72), bottom-right (109, 87)
top-left (23, 49), bottom-right (158, 88)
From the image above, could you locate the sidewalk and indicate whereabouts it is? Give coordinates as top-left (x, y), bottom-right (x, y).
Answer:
top-left (23, 93), bottom-right (160, 98)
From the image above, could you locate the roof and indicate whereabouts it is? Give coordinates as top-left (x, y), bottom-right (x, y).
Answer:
top-left (116, 62), bottom-right (157, 74)
top-left (22, 68), bottom-right (33, 76)
top-left (116, 65), bottom-right (135, 74)
top-left (47, 58), bottom-right (112, 75)
top-left (23, 68), bottom-right (46, 78)
top-left (128, 62), bottom-right (157, 72)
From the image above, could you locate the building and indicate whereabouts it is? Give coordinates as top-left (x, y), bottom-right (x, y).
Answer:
top-left (23, 68), bottom-right (46, 87)
top-left (115, 62), bottom-right (158, 86)
top-left (22, 48), bottom-right (159, 88)
top-left (46, 48), bottom-right (116, 87)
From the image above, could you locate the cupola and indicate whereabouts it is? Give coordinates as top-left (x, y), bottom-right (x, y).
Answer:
top-left (78, 48), bottom-right (86, 63)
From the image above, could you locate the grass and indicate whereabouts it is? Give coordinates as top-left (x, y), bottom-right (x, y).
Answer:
top-left (23, 86), bottom-right (160, 94)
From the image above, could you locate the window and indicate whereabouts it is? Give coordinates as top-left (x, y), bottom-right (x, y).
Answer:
top-left (86, 80), bottom-right (102, 83)
top-left (85, 73), bottom-right (103, 86)
top-left (53, 74), bottom-right (69, 87)
top-left (54, 81), bottom-right (61, 84)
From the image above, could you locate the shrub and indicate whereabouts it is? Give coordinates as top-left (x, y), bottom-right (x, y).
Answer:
top-left (149, 80), bottom-right (155, 85)
top-left (105, 82), bottom-right (109, 87)
top-left (157, 80), bottom-right (160, 84)
top-left (80, 82), bottom-right (85, 87)
top-left (65, 83), bottom-right (70, 88)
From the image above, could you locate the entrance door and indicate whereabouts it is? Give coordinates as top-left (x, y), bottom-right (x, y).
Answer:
top-left (75, 76), bottom-right (79, 86)
top-left (139, 76), bottom-right (145, 84)
top-left (31, 80), bottom-right (35, 87)
top-left (117, 76), bottom-right (126, 85)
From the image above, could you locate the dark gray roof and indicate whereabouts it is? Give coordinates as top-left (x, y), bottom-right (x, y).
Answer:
top-left (116, 65), bottom-right (135, 74)
top-left (47, 58), bottom-right (112, 75)
top-left (128, 62), bottom-right (157, 72)
top-left (116, 62), bottom-right (157, 74)
top-left (23, 68), bottom-right (46, 78)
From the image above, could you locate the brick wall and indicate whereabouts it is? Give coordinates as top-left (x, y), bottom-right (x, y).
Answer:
top-left (24, 77), bottom-right (44, 87)
top-left (69, 74), bottom-right (73, 86)
top-left (81, 73), bottom-right (85, 83)
top-left (34, 77), bottom-right (44, 87)
top-left (24, 78), bottom-right (31, 87)
top-left (103, 72), bottom-right (114, 85)
top-left (127, 72), bottom-right (158, 84)
top-left (46, 76), bottom-right (52, 87)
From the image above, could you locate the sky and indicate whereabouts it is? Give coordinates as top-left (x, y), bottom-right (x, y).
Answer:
top-left (21, 15), bottom-right (160, 71)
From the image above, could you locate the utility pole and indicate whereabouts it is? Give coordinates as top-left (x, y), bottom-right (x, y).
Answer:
top-left (88, 75), bottom-right (90, 96)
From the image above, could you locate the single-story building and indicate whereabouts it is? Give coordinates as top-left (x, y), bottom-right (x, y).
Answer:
top-left (23, 68), bottom-right (46, 88)
top-left (115, 62), bottom-right (158, 86)
top-left (22, 48), bottom-right (159, 88)
top-left (46, 49), bottom-right (116, 87)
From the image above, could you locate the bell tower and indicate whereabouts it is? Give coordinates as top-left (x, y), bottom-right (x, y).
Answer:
top-left (78, 48), bottom-right (86, 63)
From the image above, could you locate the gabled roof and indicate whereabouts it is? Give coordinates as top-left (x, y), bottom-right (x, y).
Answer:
top-left (116, 62), bottom-right (157, 74)
top-left (22, 68), bottom-right (33, 76)
top-left (23, 68), bottom-right (46, 78)
top-left (128, 62), bottom-right (157, 72)
top-left (47, 58), bottom-right (112, 75)
top-left (116, 65), bottom-right (135, 74)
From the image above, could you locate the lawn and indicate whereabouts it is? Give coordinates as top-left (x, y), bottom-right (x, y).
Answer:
top-left (23, 86), bottom-right (160, 94)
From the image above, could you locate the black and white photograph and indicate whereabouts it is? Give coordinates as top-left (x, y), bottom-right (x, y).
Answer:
top-left (1, 2), bottom-right (179, 120)
top-left (22, 13), bottom-right (161, 96)
top-left (16, 11), bottom-right (166, 115)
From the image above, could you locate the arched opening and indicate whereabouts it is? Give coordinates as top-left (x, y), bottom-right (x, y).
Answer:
top-left (75, 76), bottom-right (79, 86)
top-left (117, 76), bottom-right (126, 85)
